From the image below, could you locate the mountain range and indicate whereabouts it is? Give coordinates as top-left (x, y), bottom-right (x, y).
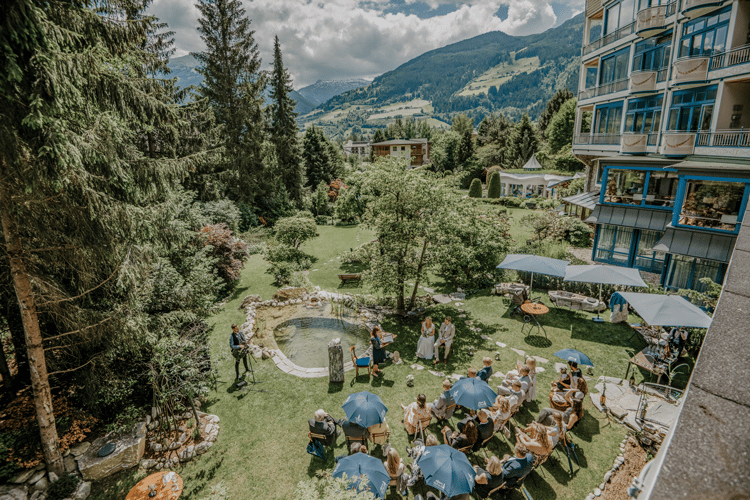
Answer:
top-left (166, 14), bottom-right (584, 138)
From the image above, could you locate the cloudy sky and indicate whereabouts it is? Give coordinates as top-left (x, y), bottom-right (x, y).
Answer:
top-left (148, 0), bottom-right (584, 89)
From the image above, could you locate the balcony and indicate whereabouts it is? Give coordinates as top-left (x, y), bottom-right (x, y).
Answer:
top-left (661, 132), bottom-right (696, 156)
top-left (636, 2), bottom-right (676, 38)
top-left (583, 22), bottom-right (635, 56)
top-left (578, 78), bottom-right (629, 101)
top-left (620, 133), bottom-right (659, 153)
top-left (629, 71), bottom-right (657, 93)
top-left (682, 0), bottom-right (726, 19)
top-left (696, 129), bottom-right (750, 148)
top-left (672, 57), bottom-right (709, 85)
top-left (709, 44), bottom-right (750, 71)
top-left (574, 133), bottom-right (622, 145)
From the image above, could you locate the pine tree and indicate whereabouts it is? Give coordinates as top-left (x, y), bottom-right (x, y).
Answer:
top-left (269, 36), bottom-right (303, 206)
top-left (0, 0), bottom-right (185, 474)
top-left (457, 129), bottom-right (475, 164)
top-left (505, 115), bottom-right (539, 169)
top-left (538, 88), bottom-right (575, 136)
top-left (193, 0), bottom-right (266, 204)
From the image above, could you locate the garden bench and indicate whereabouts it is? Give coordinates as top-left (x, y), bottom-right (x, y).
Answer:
top-left (338, 273), bottom-right (362, 284)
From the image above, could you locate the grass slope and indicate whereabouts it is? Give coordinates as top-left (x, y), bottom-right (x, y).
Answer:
top-left (90, 221), bottom-right (695, 500)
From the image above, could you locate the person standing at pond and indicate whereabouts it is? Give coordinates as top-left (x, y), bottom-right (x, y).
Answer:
top-left (229, 324), bottom-right (250, 383)
top-left (416, 316), bottom-right (435, 360)
top-left (433, 317), bottom-right (455, 365)
top-left (371, 325), bottom-right (395, 377)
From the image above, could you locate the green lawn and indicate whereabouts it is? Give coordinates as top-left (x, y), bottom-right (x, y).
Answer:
top-left (89, 224), bottom-right (686, 500)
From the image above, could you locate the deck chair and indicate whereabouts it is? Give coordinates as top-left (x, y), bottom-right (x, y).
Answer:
top-left (350, 346), bottom-right (371, 378)
top-left (509, 288), bottom-right (529, 316)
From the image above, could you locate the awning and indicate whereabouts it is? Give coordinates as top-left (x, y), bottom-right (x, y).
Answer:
top-left (652, 226), bottom-right (736, 262)
top-left (671, 159), bottom-right (750, 174)
top-left (562, 191), bottom-right (599, 211)
top-left (584, 205), bottom-right (672, 231)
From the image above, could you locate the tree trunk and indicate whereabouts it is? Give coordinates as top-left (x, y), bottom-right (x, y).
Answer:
top-left (0, 343), bottom-right (12, 390)
top-left (1, 270), bottom-right (30, 384)
top-left (408, 239), bottom-right (429, 311)
top-left (0, 185), bottom-right (64, 475)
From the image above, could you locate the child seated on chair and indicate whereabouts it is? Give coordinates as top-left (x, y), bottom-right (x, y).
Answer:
top-left (401, 394), bottom-right (432, 435)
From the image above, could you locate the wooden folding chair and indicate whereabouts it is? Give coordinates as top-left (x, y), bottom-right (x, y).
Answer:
top-left (416, 416), bottom-right (433, 442)
top-left (308, 431), bottom-right (332, 449)
top-left (432, 403), bottom-right (456, 423)
top-left (345, 434), bottom-right (367, 453)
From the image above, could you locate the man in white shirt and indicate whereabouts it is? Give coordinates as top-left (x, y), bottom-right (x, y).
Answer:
top-left (433, 317), bottom-right (455, 365)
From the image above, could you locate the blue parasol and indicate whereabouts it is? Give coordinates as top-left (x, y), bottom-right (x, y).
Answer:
top-left (417, 444), bottom-right (476, 497)
top-left (553, 348), bottom-right (594, 367)
top-left (333, 453), bottom-right (390, 498)
top-left (342, 391), bottom-right (388, 428)
top-left (449, 378), bottom-right (497, 410)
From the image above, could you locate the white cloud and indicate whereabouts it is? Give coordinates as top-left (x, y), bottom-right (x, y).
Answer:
top-left (149, 0), bottom-right (570, 88)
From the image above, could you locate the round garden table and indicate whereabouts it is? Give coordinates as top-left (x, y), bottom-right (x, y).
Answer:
top-left (125, 471), bottom-right (183, 500)
top-left (520, 302), bottom-right (549, 338)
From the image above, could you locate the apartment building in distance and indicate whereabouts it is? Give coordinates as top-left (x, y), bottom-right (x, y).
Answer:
top-left (572, 0), bottom-right (750, 292)
top-left (371, 139), bottom-right (430, 166)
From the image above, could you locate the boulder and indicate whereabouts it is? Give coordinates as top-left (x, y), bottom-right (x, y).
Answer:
top-left (31, 477), bottom-right (48, 492)
top-left (204, 423), bottom-right (214, 435)
top-left (69, 442), bottom-right (91, 457)
top-left (140, 459), bottom-right (157, 469)
top-left (48, 472), bottom-right (59, 484)
top-left (2, 488), bottom-right (28, 500)
top-left (30, 491), bottom-right (44, 500)
top-left (239, 294), bottom-right (262, 310)
top-left (73, 481), bottom-right (91, 500)
top-left (77, 422), bottom-right (147, 481)
top-left (11, 469), bottom-right (36, 484)
top-left (64, 455), bottom-right (78, 473)
top-left (195, 442), bottom-right (209, 455)
top-left (28, 471), bottom-right (46, 486)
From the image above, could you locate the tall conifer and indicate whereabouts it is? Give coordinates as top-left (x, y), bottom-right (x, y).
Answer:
top-left (269, 36), bottom-right (303, 206)
top-left (192, 0), bottom-right (266, 203)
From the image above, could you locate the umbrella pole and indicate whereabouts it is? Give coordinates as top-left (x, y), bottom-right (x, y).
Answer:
top-left (592, 283), bottom-right (605, 323)
top-left (530, 272), bottom-right (534, 295)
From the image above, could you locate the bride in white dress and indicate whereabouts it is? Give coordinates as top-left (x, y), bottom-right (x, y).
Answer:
top-left (416, 317), bottom-right (435, 360)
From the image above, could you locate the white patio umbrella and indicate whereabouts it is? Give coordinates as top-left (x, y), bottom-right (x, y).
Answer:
top-left (496, 254), bottom-right (570, 291)
top-left (614, 292), bottom-right (712, 328)
top-left (563, 265), bottom-right (647, 321)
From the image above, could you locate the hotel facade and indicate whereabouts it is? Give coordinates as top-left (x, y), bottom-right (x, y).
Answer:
top-left (572, 0), bottom-right (750, 292)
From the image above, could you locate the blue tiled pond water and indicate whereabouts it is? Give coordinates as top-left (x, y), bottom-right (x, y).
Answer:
top-left (274, 316), bottom-right (370, 368)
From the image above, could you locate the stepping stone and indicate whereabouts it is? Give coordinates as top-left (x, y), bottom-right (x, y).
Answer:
top-left (474, 328), bottom-right (482, 332)
top-left (458, 314), bottom-right (467, 318)
top-left (481, 335), bottom-right (491, 340)
top-left (450, 373), bottom-right (463, 380)
top-left (429, 370), bottom-right (446, 377)
top-left (457, 309), bottom-right (464, 313)
top-left (531, 355), bottom-right (549, 364)
top-left (410, 364), bottom-right (425, 370)
top-left (510, 348), bottom-right (526, 357)
top-left (455, 302), bottom-right (463, 306)
top-left (423, 287), bottom-right (435, 293)
top-left (311, 269), bottom-right (319, 272)
top-left (433, 294), bottom-right (452, 304)
top-left (554, 363), bottom-right (568, 373)
top-left (464, 320), bottom-right (472, 325)
top-left (535, 367), bottom-right (546, 373)
top-left (496, 342), bottom-right (507, 348)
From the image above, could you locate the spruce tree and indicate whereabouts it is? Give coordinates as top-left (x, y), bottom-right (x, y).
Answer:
top-left (269, 35), bottom-right (303, 206)
top-left (538, 88), bottom-right (575, 135)
top-left (0, 0), bottom-right (185, 474)
top-left (505, 115), bottom-right (538, 169)
top-left (193, 0), bottom-right (266, 203)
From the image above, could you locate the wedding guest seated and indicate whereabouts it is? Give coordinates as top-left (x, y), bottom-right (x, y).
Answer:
top-left (384, 448), bottom-right (409, 496)
top-left (526, 412), bottom-right (566, 448)
top-left (503, 380), bottom-right (525, 412)
top-left (335, 441), bottom-right (368, 462)
top-left (431, 379), bottom-right (456, 421)
top-left (442, 420), bottom-right (478, 451)
top-left (515, 422), bottom-right (554, 457)
top-left (488, 396), bottom-right (512, 434)
top-left (536, 391), bottom-right (584, 431)
top-left (341, 419), bottom-right (369, 445)
top-left (473, 456), bottom-right (507, 498)
top-left (463, 367), bottom-right (478, 379)
top-left (477, 357), bottom-right (493, 382)
top-left (401, 393), bottom-right (432, 436)
top-left (474, 443), bottom-right (534, 497)
top-left (308, 409), bottom-right (343, 446)
top-left (497, 365), bottom-right (531, 401)
top-left (551, 367), bottom-right (570, 391)
top-left (474, 410), bottom-right (494, 451)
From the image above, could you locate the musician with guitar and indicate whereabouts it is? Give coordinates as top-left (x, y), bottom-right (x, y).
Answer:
top-left (230, 324), bottom-right (251, 383)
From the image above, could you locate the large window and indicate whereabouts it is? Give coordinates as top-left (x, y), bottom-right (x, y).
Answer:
top-left (625, 94), bottom-right (663, 138)
top-left (667, 85), bottom-right (717, 131)
top-left (645, 171), bottom-right (679, 206)
top-left (679, 7), bottom-right (731, 58)
top-left (595, 101), bottom-right (624, 135)
top-left (634, 230), bottom-right (666, 272)
top-left (600, 48), bottom-right (631, 85)
top-left (637, 0), bottom-right (672, 10)
top-left (596, 225), bottom-right (634, 264)
top-left (604, 169), bottom-right (648, 204)
top-left (664, 255), bottom-right (725, 292)
top-left (602, 167), bottom-right (678, 207)
top-left (633, 33), bottom-right (672, 72)
top-left (678, 179), bottom-right (747, 231)
top-left (605, 0), bottom-right (636, 35)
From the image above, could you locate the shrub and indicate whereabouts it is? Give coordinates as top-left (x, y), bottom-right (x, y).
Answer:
top-left (496, 206), bottom-right (508, 214)
top-left (315, 215), bottom-right (328, 225)
top-left (487, 171), bottom-right (502, 198)
top-left (274, 216), bottom-right (317, 249)
top-left (46, 474), bottom-right (80, 500)
top-left (199, 223), bottom-right (249, 288)
top-left (502, 197), bottom-right (523, 207)
top-left (468, 178), bottom-right (483, 198)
